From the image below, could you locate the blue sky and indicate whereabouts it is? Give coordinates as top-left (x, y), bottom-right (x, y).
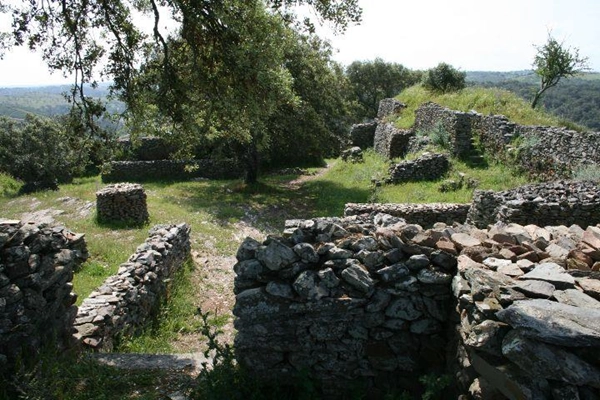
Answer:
top-left (0, 0), bottom-right (598, 87)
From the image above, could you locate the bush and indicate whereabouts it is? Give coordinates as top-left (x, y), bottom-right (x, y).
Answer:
top-left (422, 63), bottom-right (466, 94)
top-left (416, 121), bottom-right (451, 150)
top-left (0, 115), bottom-right (88, 193)
top-left (573, 164), bottom-right (600, 182)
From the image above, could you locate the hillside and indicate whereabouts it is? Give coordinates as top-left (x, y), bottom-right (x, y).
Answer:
top-left (466, 71), bottom-right (600, 130)
top-left (0, 83), bottom-right (124, 120)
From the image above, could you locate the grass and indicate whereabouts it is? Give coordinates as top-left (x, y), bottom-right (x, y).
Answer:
top-left (393, 84), bottom-right (580, 130)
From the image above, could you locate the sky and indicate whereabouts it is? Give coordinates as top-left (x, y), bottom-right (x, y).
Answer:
top-left (0, 0), bottom-right (599, 87)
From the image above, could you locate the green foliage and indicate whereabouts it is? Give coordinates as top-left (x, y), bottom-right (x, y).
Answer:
top-left (346, 58), bottom-right (422, 120)
top-left (531, 32), bottom-right (589, 108)
top-left (0, 172), bottom-right (21, 197)
top-left (422, 63), bottom-right (466, 94)
top-left (416, 121), bottom-right (451, 151)
top-left (265, 34), bottom-right (356, 167)
top-left (0, 115), bottom-right (89, 193)
top-left (419, 373), bottom-right (452, 400)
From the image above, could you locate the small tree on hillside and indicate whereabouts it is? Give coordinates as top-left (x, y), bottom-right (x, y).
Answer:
top-left (422, 62), bottom-right (466, 94)
top-left (531, 33), bottom-right (589, 109)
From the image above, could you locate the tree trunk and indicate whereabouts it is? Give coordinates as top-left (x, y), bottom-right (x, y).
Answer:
top-left (244, 140), bottom-right (259, 184)
top-left (531, 90), bottom-right (543, 109)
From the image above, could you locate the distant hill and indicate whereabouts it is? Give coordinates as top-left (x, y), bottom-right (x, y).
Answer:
top-left (0, 83), bottom-right (124, 121)
top-left (466, 71), bottom-right (600, 130)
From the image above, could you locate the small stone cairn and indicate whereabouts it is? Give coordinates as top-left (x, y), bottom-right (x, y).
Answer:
top-left (341, 146), bottom-right (364, 163)
top-left (96, 183), bottom-right (149, 225)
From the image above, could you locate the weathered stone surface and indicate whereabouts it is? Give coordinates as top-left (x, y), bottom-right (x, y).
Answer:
top-left (266, 282), bottom-right (295, 299)
top-left (496, 299), bottom-right (600, 347)
top-left (497, 263), bottom-right (524, 278)
top-left (376, 263), bottom-right (410, 283)
top-left (583, 226), bottom-right (600, 250)
top-left (256, 240), bottom-right (298, 271)
top-left (465, 320), bottom-right (510, 357)
top-left (293, 271), bottom-right (328, 300)
top-left (293, 243), bottom-right (319, 264)
top-left (578, 278), bottom-right (600, 300)
top-left (482, 257), bottom-right (512, 271)
top-left (451, 233), bottom-right (481, 249)
top-left (236, 237), bottom-right (261, 261)
top-left (96, 183), bottom-right (149, 225)
top-left (385, 297), bottom-right (422, 321)
top-left (417, 268), bottom-right (453, 285)
top-left (406, 254), bottom-right (430, 271)
top-left (553, 289), bottom-right (600, 309)
top-left (341, 264), bottom-right (375, 293)
top-left (512, 280), bottom-right (556, 299)
top-left (520, 262), bottom-right (576, 289)
top-left (502, 330), bottom-right (600, 388)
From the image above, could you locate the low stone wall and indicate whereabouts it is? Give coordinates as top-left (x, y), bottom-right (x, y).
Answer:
top-left (0, 220), bottom-right (88, 373)
top-left (73, 223), bottom-right (191, 350)
top-left (344, 203), bottom-right (471, 229)
top-left (377, 98), bottom-right (406, 119)
top-left (233, 215), bottom-right (457, 396)
top-left (413, 102), bottom-right (474, 157)
top-left (101, 159), bottom-right (243, 183)
top-left (96, 183), bottom-right (149, 225)
top-left (467, 180), bottom-right (600, 229)
top-left (373, 123), bottom-right (414, 160)
top-left (350, 122), bottom-right (378, 149)
top-left (232, 214), bottom-right (600, 398)
top-left (387, 153), bottom-right (449, 183)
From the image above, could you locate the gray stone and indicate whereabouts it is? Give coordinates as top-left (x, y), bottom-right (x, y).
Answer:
top-left (520, 262), bottom-right (576, 289)
top-left (451, 233), bottom-right (481, 249)
top-left (497, 263), bottom-right (524, 277)
top-left (341, 264), bottom-right (375, 293)
top-left (326, 246), bottom-right (354, 260)
top-left (553, 289), bottom-right (600, 309)
top-left (256, 239), bottom-right (298, 271)
top-left (465, 320), bottom-right (510, 357)
top-left (356, 249), bottom-right (384, 269)
top-left (496, 299), bottom-right (600, 347)
top-left (546, 243), bottom-right (570, 259)
top-left (416, 268), bottom-right (453, 285)
top-left (351, 236), bottom-right (379, 252)
top-left (317, 268), bottom-right (340, 289)
top-left (430, 250), bottom-right (457, 271)
top-left (293, 270), bottom-right (328, 300)
top-left (292, 243), bottom-right (320, 264)
top-left (406, 254), bottom-right (430, 271)
top-left (265, 282), bottom-right (295, 300)
top-left (385, 297), bottom-right (422, 320)
top-left (502, 330), bottom-right (600, 388)
top-left (234, 259), bottom-right (264, 281)
top-left (236, 237), bottom-right (261, 261)
top-left (376, 263), bottom-right (410, 283)
top-left (410, 318), bottom-right (441, 334)
top-left (366, 289), bottom-right (392, 313)
top-left (393, 276), bottom-right (419, 292)
top-left (482, 257), bottom-right (512, 271)
top-left (452, 275), bottom-right (470, 298)
top-left (512, 280), bottom-right (556, 299)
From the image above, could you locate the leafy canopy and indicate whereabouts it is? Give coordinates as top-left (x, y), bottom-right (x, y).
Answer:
top-left (346, 58), bottom-right (422, 120)
top-left (531, 32), bottom-right (589, 109)
top-left (422, 62), bottom-right (466, 94)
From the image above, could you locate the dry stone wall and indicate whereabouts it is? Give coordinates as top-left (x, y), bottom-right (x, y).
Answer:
top-left (0, 220), bottom-right (87, 373)
top-left (373, 123), bottom-right (414, 159)
top-left (413, 102), bottom-right (474, 157)
top-left (117, 136), bottom-right (175, 161)
top-left (387, 153), bottom-right (450, 184)
top-left (232, 214), bottom-right (600, 398)
top-left (73, 223), bottom-right (190, 350)
top-left (101, 159), bottom-right (243, 183)
top-left (96, 183), bottom-right (149, 225)
top-left (467, 180), bottom-right (600, 229)
top-left (350, 122), bottom-right (378, 149)
top-left (344, 203), bottom-right (470, 229)
top-left (377, 98), bottom-right (406, 120)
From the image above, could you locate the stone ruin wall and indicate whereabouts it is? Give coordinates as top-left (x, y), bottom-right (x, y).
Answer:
top-left (96, 183), bottom-right (149, 225)
top-left (74, 223), bottom-right (190, 350)
top-left (344, 203), bottom-right (471, 229)
top-left (467, 180), bottom-right (600, 229)
top-left (387, 153), bottom-right (450, 184)
top-left (233, 214), bottom-right (600, 399)
top-left (101, 159), bottom-right (243, 183)
top-left (0, 220), bottom-right (88, 373)
top-left (373, 123), bottom-right (414, 159)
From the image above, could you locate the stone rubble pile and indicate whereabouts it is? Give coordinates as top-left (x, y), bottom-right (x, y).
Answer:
top-left (0, 220), bottom-right (87, 373)
top-left (73, 223), bottom-right (190, 350)
top-left (387, 152), bottom-right (449, 184)
top-left (467, 180), bottom-right (600, 229)
top-left (96, 183), bottom-right (149, 225)
top-left (233, 214), bottom-right (600, 398)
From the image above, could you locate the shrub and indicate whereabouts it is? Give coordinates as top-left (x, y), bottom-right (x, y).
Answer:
top-left (416, 121), bottom-right (451, 151)
top-left (573, 164), bottom-right (600, 182)
top-left (0, 115), bottom-right (88, 193)
top-left (422, 63), bottom-right (466, 94)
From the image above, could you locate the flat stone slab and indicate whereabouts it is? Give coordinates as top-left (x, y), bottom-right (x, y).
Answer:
top-left (512, 280), bottom-right (555, 299)
top-left (553, 289), bottom-right (600, 309)
top-left (496, 299), bottom-right (600, 347)
top-left (520, 262), bottom-right (576, 289)
top-left (91, 352), bottom-right (211, 374)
